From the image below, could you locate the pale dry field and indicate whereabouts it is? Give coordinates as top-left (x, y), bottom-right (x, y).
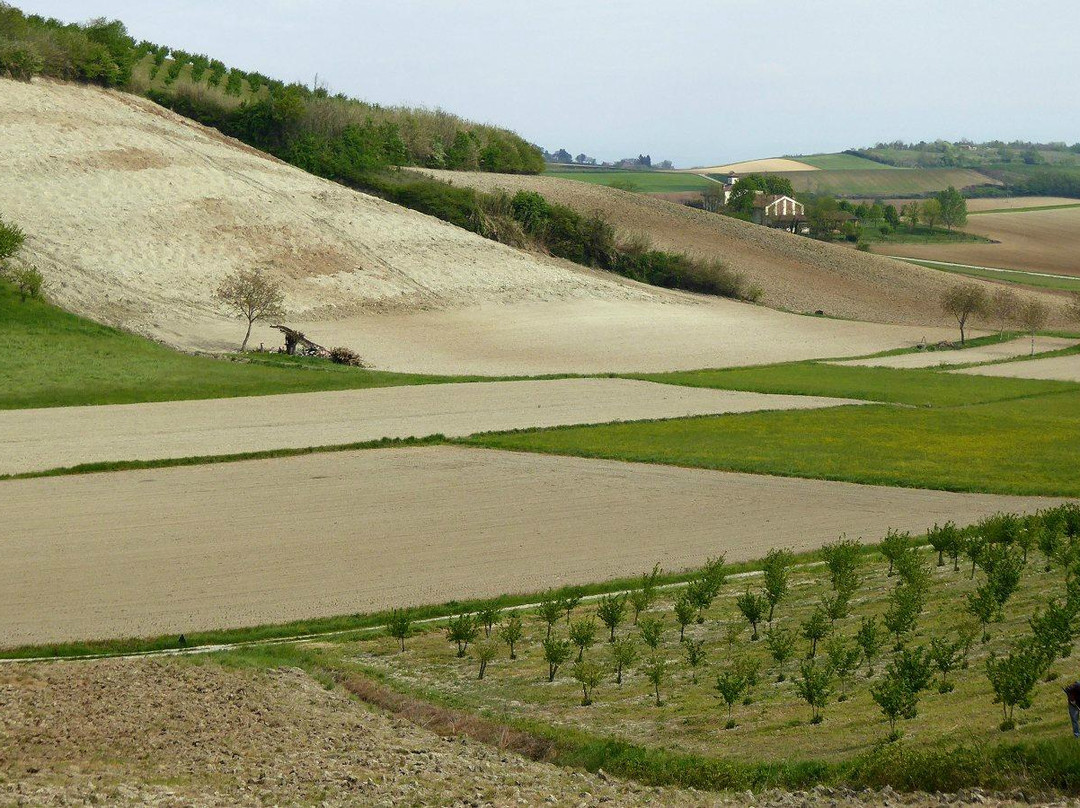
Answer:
top-left (830, 336), bottom-right (1078, 369)
top-left (952, 353), bottom-right (1080, 382)
top-left (680, 158), bottom-right (818, 173)
top-left (423, 170), bottom-right (1065, 330)
top-left (0, 77), bottom-right (969, 374)
top-left (966, 196), bottom-right (1080, 212)
top-left (0, 378), bottom-right (864, 475)
top-left (0, 446), bottom-right (1064, 647)
top-left (887, 206), bottom-right (1080, 277)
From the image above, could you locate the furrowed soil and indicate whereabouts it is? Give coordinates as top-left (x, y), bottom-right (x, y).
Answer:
top-left (0, 378), bottom-right (864, 476)
top-left (952, 354), bottom-right (1080, 382)
top-left (831, 337), bottom-right (1078, 369)
top-left (0, 446), bottom-right (1062, 647)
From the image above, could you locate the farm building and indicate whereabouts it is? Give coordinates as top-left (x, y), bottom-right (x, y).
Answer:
top-left (751, 193), bottom-right (808, 233)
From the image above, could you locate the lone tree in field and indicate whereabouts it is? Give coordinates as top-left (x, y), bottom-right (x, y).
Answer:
top-left (215, 267), bottom-right (285, 351)
top-left (941, 283), bottom-right (988, 345)
top-left (1018, 300), bottom-right (1050, 356)
top-left (936, 186), bottom-right (968, 231)
top-left (386, 609), bottom-right (411, 652)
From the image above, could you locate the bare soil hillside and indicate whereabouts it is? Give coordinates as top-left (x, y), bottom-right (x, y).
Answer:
top-left (424, 169), bottom-right (1064, 326)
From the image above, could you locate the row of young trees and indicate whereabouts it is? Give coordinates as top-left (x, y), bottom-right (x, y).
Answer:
top-left (939, 282), bottom-right (1079, 348)
top-left (383, 505), bottom-right (1080, 739)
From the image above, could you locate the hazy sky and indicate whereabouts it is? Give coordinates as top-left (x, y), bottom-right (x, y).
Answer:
top-left (15, 1), bottom-right (1080, 167)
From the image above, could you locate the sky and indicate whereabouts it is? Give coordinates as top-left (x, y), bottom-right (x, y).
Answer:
top-left (14, 0), bottom-right (1080, 167)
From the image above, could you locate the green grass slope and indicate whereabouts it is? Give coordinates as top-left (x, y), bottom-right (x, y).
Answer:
top-left (543, 168), bottom-right (715, 193)
top-left (794, 153), bottom-right (898, 170)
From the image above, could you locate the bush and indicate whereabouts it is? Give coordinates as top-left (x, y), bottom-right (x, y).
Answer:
top-left (0, 41), bottom-right (43, 80)
top-left (9, 264), bottom-right (44, 301)
top-left (0, 216), bottom-right (25, 260)
top-left (328, 346), bottom-right (366, 367)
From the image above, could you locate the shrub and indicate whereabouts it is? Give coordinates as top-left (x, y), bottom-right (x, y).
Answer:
top-left (328, 346), bottom-right (366, 367)
top-left (9, 265), bottom-right (44, 301)
top-left (0, 216), bottom-right (25, 260)
top-left (0, 41), bottom-right (43, 80)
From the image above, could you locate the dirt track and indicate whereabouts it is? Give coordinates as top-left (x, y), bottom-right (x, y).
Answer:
top-left (831, 336), bottom-right (1078, 369)
top-left (0, 378), bottom-right (863, 475)
top-left (0, 446), bottom-right (1064, 646)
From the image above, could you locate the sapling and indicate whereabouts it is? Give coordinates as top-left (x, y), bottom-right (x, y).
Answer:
top-left (927, 522), bottom-right (961, 568)
top-left (542, 636), bottom-right (572, 682)
top-left (629, 564), bottom-right (661, 624)
top-left (561, 588), bottom-right (584, 624)
top-left (569, 617), bottom-right (598, 662)
top-left (639, 615), bottom-right (664, 650)
top-left (682, 637), bottom-right (707, 684)
top-left (821, 537), bottom-right (861, 594)
top-left (597, 593), bottom-right (627, 642)
top-left (610, 635), bottom-right (638, 684)
top-left (929, 636), bottom-right (962, 693)
top-left (856, 616), bottom-right (884, 675)
top-left (475, 640), bottom-right (497, 679)
top-left (794, 660), bottom-right (832, 724)
top-left (736, 656), bottom-right (761, 704)
top-left (762, 547), bottom-right (794, 622)
top-left (386, 609), bottom-right (411, 652)
top-left (825, 636), bottom-right (860, 701)
top-left (735, 588), bottom-right (768, 640)
top-left (477, 601), bottom-right (503, 637)
top-left (537, 594), bottom-right (562, 639)
top-left (986, 644), bottom-right (1043, 731)
top-left (673, 594), bottom-right (696, 641)
top-left (715, 667), bottom-right (746, 727)
top-left (879, 529), bottom-right (911, 577)
top-left (641, 655), bottom-right (668, 706)
top-left (802, 608), bottom-right (831, 658)
top-left (572, 660), bottom-right (603, 705)
top-left (765, 625), bottom-right (796, 681)
top-left (501, 614), bottom-right (523, 660)
top-left (446, 613), bottom-right (479, 658)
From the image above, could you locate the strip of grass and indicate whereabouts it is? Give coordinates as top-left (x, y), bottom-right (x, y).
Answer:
top-left (468, 389), bottom-right (1080, 496)
top-left (970, 202), bottom-right (1080, 215)
top-left (544, 169), bottom-right (714, 193)
top-left (630, 361), bottom-right (1077, 407)
top-left (896, 259), bottom-right (1080, 292)
top-left (0, 281), bottom-right (499, 409)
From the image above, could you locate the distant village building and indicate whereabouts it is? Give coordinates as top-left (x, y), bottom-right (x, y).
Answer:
top-left (751, 193), bottom-right (807, 233)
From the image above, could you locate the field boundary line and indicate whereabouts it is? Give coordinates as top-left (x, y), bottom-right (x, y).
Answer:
top-left (890, 256), bottom-right (1079, 282)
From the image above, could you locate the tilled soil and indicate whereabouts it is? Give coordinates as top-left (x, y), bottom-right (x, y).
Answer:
top-left (0, 658), bottom-right (1070, 807)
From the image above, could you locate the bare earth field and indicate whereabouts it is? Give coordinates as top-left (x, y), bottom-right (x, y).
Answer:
top-left (680, 158), bottom-right (819, 173)
top-left (952, 353), bottom-right (1080, 382)
top-left (885, 207), bottom-right (1080, 277)
top-left (830, 336), bottom-right (1078, 369)
top-left (423, 170), bottom-right (1063, 329)
top-left (966, 196), bottom-right (1080, 212)
top-left (0, 446), bottom-right (1064, 647)
top-left (0, 378), bottom-right (864, 476)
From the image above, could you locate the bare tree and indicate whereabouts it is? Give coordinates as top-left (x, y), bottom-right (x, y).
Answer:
top-left (1018, 300), bottom-right (1050, 355)
top-left (940, 283), bottom-right (988, 345)
top-left (214, 268), bottom-right (286, 351)
top-left (987, 288), bottom-right (1020, 339)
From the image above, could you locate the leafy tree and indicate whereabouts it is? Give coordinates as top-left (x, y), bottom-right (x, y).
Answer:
top-left (856, 616), bottom-right (885, 675)
top-left (884, 204), bottom-right (901, 229)
top-left (501, 614), bottom-right (523, 659)
top-left (477, 601), bottom-right (503, 637)
top-left (794, 660), bottom-right (832, 724)
top-left (683, 637), bottom-right (707, 684)
top-left (536, 594), bottom-right (562, 639)
top-left (893, 547), bottom-right (930, 591)
top-left (568, 617), bottom-right (598, 662)
top-left (629, 564), bottom-right (661, 624)
top-left (597, 593), bottom-right (627, 642)
top-left (673, 594), bottom-right (696, 641)
top-left (821, 591), bottom-right (852, 625)
top-left (610, 635), bottom-right (638, 684)
top-left (542, 636), bottom-right (572, 681)
top-left (826, 636), bottom-right (861, 700)
top-left (941, 283), bottom-right (988, 345)
top-left (920, 197), bottom-right (942, 230)
top-left (762, 548), bottom-right (794, 622)
top-left (930, 636), bottom-right (963, 693)
top-left (735, 589), bottom-right (768, 640)
top-left (806, 196), bottom-right (847, 239)
top-left (986, 645), bottom-right (1043, 730)
top-left (0, 216), bottom-right (25, 260)
top-left (686, 556), bottom-right (727, 619)
top-left (1029, 598), bottom-right (1079, 668)
top-left (879, 529), bottom-right (911, 577)
top-left (1018, 300), bottom-right (1050, 356)
top-left (988, 288), bottom-right (1021, 339)
top-left (641, 655), bottom-right (668, 706)
top-left (475, 640), bottom-right (498, 679)
top-left (766, 625), bottom-right (796, 681)
top-left (927, 522), bottom-right (961, 568)
top-left (967, 584), bottom-right (999, 643)
top-left (560, 587), bottom-right (585, 624)
top-left (936, 186), bottom-right (967, 231)
top-left (802, 609), bottom-right (831, 658)
top-left (8, 265), bottom-right (43, 301)
top-left (901, 201), bottom-right (921, 231)
top-left (214, 267), bottom-right (286, 351)
top-left (737, 656), bottom-right (762, 704)
top-left (386, 609), bottom-right (411, 652)
top-left (572, 660), bottom-right (603, 705)
top-left (639, 616), bottom-right (664, 650)
top-left (870, 669), bottom-right (918, 738)
top-left (446, 613), bottom-right (479, 658)
top-left (821, 537), bottom-right (861, 595)
top-left (715, 667), bottom-right (746, 726)
top-left (884, 579), bottom-right (925, 648)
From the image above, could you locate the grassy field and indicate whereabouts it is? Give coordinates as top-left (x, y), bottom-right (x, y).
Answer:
top-left (0, 280), bottom-right (479, 409)
top-left (772, 168), bottom-right (999, 198)
top-left (543, 168), bottom-right (715, 193)
top-left (469, 361), bottom-right (1080, 496)
top-left (793, 153), bottom-right (897, 171)
top-left (895, 259), bottom-right (1080, 292)
top-left (251, 511), bottom-right (1080, 793)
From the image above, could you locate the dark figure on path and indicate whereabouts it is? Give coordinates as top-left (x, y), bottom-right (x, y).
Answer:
top-left (1064, 681), bottom-right (1080, 738)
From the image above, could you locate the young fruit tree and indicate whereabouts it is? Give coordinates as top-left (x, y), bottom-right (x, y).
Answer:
top-left (560, 588), bottom-right (585, 624)
top-left (871, 646), bottom-right (933, 737)
top-left (879, 529), bottom-right (912, 577)
top-left (214, 267), bottom-right (286, 351)
top-left (736, 657), bottom-right (762, 704)
top-left (794, 660), bottom-right (832, 724)
top-left (762, 548), bottom-right (794, 622)
top-left (927, 522), bottom-right (961, 568)
top-left (572, 660), bottom-right (603, 706)
top-left (986, 644), bottom-right (1043, 730)
top-left (988, 287), bottom-right (1021, 339)
top-left (501, 614), bottom-right (524, 660)
top-left (568, 617), bottom-right (598, 662)
top-left (715, 667), bottom-right (746, 728)
top-left (596, 593), bottom-right (627, 642)
top-left (825, 636), bottom-right (861, 701)
top-left (610, 635), bottom-right (638, 685)
top-left (1018, 300), bottom-right (1050, 356)
top-left (446, 613), bottom-right (479, 658)
top-left (474, 640), bottom-right (498, 680)
top-left (477, 601), bottom-right (503, 637)
top-left (0, 215), bottom-right (25, 260)
top-left (940, 283), bottom-right (988, 346)
top-left (642, 655), bottom-right (668, 706)
top-left (639, 616), bottom-right (664, 650)
top-left (542, 636), bottom-right (572, 682)
top-left (856, 616), bottom-right (884, 675)
top-left (930, 636), bottom-right (963, 693)
top-left (629, 564), bottom-right (661, 624)
top-left (683, 637), bottom-right (707, 684)
top-left (802, 608), bottom-right (831, 658)
top-left (765, 626), bottom-right (796, 681)
top-left (386, 609), bottom-right (411, 652)
top-left (736, 589), bottom-right (768, 640)
top-left (537, 594), bottom-right (562, 639)
top-left (673, 594), bottom-right (696, 641)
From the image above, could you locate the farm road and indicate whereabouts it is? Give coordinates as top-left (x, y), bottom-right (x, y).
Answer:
top-left (0, 378), bottom-right (863, 476)
top-left (0, 445), bottom-right (1065, 647)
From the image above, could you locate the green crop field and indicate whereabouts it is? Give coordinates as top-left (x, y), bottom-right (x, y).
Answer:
top-left (794, 153), bottom-right (898, 171)
top-left (543, 168), bottom-right (715, 193)
top-left (896, 259), bottom-right (1080, 293)
top-left (471, 361), bottom-right (1080, 497)
top-left (0, 280), bottom-right (482, 409)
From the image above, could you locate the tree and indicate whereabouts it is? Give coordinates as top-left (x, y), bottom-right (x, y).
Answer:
top-left (901, 201), bottom-right (921, 231)
top-left (0, 215), bottom-right (25, 260)
top-left (8, 265), bottom-right (43, 301)
top-left (477, 601), bottom-right (503, 637)
top-left (641, 655), bottom-right (668, 706)
top-left (568, 617), bottom-right (598, 662)
top-left (639, 615), bottom-right (664, 650)
top-left (542, 636), bottom-right (572, 681)
top-left (821, 591), bottom-right (852, 626)
top-left (821, 538), bottom-right (861, 596)
top-left (884, 204), bottom-right (901, 229)
top-left (986, 645), bottom-right (1043, 730)
top-left (501, 614), bottom-right (523, 659)
top-left (737, 656), bottom-right (762, 704)
top-left (920, 197), bottom-right (942, 230)
top-left (802, 609), bottom-right (831, 658)
top-left (766, 625), bottom-right (796, 681)
top-left (715, 667), bottom-right (746, 726)
top-left (537, 594), bottom-right (562, 639)
top-left (683, 637), bottom-right (707, 684)
top-left (794, 660), bottom-right (832, 723)
top-left (686, 556), bottom-right (726, 620)
top-left (826, 636), bottom-right (861, 700)
top-left (884, 582), bottom-right (925, 648)
top-left (386, 609), bottom-right (411, 652)
top-left (762, 548), bottom-right (794, 622)
top-left (560, 587), bottom-right (585, 624)
top-left (936, 186), bottom-right (968, 231)
top-left (629, 564), bottom-right (661, 624)
top-left (988, 287), bottom-right (1021, 339)
top-left (610, 635), bottom-right (638, 684)
top-left (735, 589), bottom-right (768, 640)
top-left (870, 669), bottom-right (918, 738)
top-left (446, 613), bottom-right (479, 658)
top-left (930, 636), bottom-right (963, 693)
top-left (572, 660), bottom-right (603, 705)
top-left (597, 594), bottom-right (627, 642)
top-left (673, 594), bottom-right (696, 641)
top-left (967, 584), bottom-right (999, 643)
top-left (1029, 598), bottom-right (1080, 668)
top-left (941, 283), bottom-right (988, 345)
top-left (475, 640), bottom-right (498, 679)
top-left (1018, 300), bottom-right (1050, 356)
top-left (856, 616), bottom-right (884, 675)
top-left (879, 529), bottom-right (911, 577)
top-left (927, 522), bottom-right (962, 569)
top-left (214, 267), bottom-right (286, 351)
top-left (807, 196), bottom-right (846, 240)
